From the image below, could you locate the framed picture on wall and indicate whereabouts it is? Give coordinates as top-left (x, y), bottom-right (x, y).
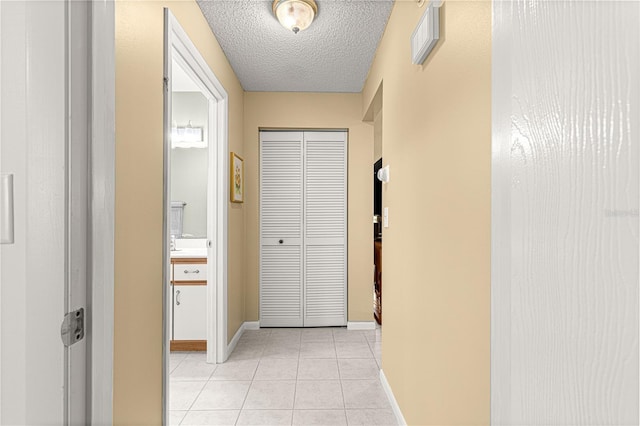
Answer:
top-left (230, 152), bottom-right (244, 203)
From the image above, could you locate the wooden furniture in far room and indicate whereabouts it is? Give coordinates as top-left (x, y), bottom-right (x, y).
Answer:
top-left (170, 257), bottom-right (207, 351)
top-left (374, 239), bottom-right (382, 324)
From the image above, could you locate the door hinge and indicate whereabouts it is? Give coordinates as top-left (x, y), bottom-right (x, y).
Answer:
top-left (61, 308), bottom-right (85, 347)
top-left (163, 77), bottom-right (169, 92)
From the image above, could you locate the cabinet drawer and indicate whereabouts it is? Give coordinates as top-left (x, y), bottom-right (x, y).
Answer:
top-left (173, 263), bottom-right (207, 282)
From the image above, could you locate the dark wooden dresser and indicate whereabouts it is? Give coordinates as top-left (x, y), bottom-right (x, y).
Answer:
top-left (374, 239), bottom-right (382, 324)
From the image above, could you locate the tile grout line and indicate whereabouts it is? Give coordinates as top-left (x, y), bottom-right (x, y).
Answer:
top-left (234, 333), bottom-right (265, 426)
top-left (193, 353), bottom-right (220, 410)
top-left (171, 353), bottom-right (216, 425)
top-left (178, 358), bottom-right (219, 423)
top-left (169, 353), bottom-right (187, 375)
top-left (334, 329), bottom-right (349, 424)
top-left (182, 379), bottom-right (208, 420)
top-left (291, 329), bottom-right (302, 425)
top-left (231, 329), bottom-right (267, 426)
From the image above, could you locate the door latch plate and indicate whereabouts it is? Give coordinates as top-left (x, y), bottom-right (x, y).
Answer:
top-left (61, 308), bottom-right (85, 347)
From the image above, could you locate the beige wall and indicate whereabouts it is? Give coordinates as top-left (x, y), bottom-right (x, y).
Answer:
top-left (114, 0), bottom-right (490, 423)
top-left (243, 92), bottom-right (374, 323)
top-left (373, 109), bottom-right (382, 162)
top-left (362, 1), bottom-right (492, 424)
top-left (114, 0), bottom-right (244, 423)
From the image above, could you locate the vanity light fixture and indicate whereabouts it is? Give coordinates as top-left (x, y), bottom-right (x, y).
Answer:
top-left (171, 120), bottom-right (205, 149)
top-left (272, 0), bottom-right (318, 34)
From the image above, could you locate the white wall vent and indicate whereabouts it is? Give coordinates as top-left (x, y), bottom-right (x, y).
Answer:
top-left (411, 1), bottom-right (441, 65)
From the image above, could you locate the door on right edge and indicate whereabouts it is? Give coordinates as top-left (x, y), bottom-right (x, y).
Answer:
top-left (491, 1), bottom-right (639, 423)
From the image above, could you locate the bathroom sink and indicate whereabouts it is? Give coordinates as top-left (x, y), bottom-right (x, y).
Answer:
top-left (170, 248), bottom-right (207, 259)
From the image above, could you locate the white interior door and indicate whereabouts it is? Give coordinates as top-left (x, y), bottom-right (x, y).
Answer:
top-left (303, 131), bottom-right (347, 327)
top-left (260, 131), bottom-right (304, 327)
top-left (0, 1), bottom-right (88, 424)
top-left (259, 130), bottom-right (347, 327)
top-left (491, 1), bottom-right (639, 423)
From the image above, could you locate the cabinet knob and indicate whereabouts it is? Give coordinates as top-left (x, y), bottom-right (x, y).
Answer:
top-left (184, 269), bottom-right (200, 274)
top-left (176, 290), bottom-right (181, 306)
top-left (279, 239), bottom-right (283, 244)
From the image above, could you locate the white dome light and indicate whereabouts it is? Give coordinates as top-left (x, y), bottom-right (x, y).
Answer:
top-left (272, 0), bottom-right (318, 34)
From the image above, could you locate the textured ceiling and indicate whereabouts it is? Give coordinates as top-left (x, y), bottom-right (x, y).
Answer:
top-left (197, 0), bottom-right (394, 93)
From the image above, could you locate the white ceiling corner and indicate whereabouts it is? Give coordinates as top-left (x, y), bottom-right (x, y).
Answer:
top-left (196, 0), bottom-right (394, 93)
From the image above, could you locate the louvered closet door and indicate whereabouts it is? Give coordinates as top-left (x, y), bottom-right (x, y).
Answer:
top-left (260, 131), bottom-right (304, 327)
top-left (303, 131), bottom-right (347, 327)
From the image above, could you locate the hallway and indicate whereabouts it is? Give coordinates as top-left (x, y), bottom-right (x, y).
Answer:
top-left (169, 328), bottom-right (392, 425)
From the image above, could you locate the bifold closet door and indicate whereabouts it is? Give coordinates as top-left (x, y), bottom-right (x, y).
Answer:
top-left (260, 131), bottom-right (304, 327)
top-left (303, 131), bottom-right (347, 327)
top-left (260, 130), bottom-right (347, 327)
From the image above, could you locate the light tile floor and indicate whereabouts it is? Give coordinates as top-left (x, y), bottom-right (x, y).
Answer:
top-left (169, 327), bottom-right (396, 426)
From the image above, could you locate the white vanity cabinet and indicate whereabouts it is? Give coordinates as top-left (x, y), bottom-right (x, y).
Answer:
top-left (173, 286), bottom-right (206, 340)
top-left (170, 257), bottom-right (207, 351)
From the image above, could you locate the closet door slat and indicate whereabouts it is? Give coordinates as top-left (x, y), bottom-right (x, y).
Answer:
top-left (303, 131), bottom-right (347, 327)
top-left (259, 131), bottom-right (304, 327)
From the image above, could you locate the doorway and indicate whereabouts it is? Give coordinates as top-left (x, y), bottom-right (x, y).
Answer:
top-left (373, 158), bottom-right (382, 325)
top-left (169, 64), bottom-right (209, 354)
top-left (163, 9), bottom-right (229, 423)
top-left (373, 101), bottom-right (383, 326)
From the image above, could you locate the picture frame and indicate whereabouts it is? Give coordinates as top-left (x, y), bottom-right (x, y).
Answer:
top-left (230, 152), bottom-right (244, 203)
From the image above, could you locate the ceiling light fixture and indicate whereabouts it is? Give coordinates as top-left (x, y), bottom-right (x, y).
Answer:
top-left (171, 120), bottom-right (205, 149)
top-left (272, 0), bottom-right (318, 34)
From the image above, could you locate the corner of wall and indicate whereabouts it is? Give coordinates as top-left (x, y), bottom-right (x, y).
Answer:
top-left (358, 1), bottom-right (492, 424)
top-left (114, 0), bottom-right (246, 421)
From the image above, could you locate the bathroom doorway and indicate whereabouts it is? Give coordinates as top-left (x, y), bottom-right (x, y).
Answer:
top-left (169, 63), bottom-right (209, 353)
top-left (163, 9), bottom-right (229, 424)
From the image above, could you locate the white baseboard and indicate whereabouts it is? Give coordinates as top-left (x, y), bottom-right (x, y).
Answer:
top-left (347, 321), bottom-right (376, 330)
top-left (380, 369), bottom-right (406, 426)
top-left (225, 322), bottom-right (245, 361)
top-left (225, 321), bottom-right (261, 361)
top-left (244, 321), bottom-right (260, 330)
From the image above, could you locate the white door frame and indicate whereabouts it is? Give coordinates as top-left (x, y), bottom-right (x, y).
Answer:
top-left (0, 0), bottom-right (116, 423)
top-left (163, 7), bottom-right (229, 419)
top-left (89, 0), bottom-right (115, 424)
top-left (67, 1), bottom-right (91, 422)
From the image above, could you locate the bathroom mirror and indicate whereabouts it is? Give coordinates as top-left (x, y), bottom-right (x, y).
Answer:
top-left (170, 61), bottom-right (208, 239)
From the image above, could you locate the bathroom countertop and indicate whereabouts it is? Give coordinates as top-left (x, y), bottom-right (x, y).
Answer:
top-left (170, 248), bottom-right (207, 259)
